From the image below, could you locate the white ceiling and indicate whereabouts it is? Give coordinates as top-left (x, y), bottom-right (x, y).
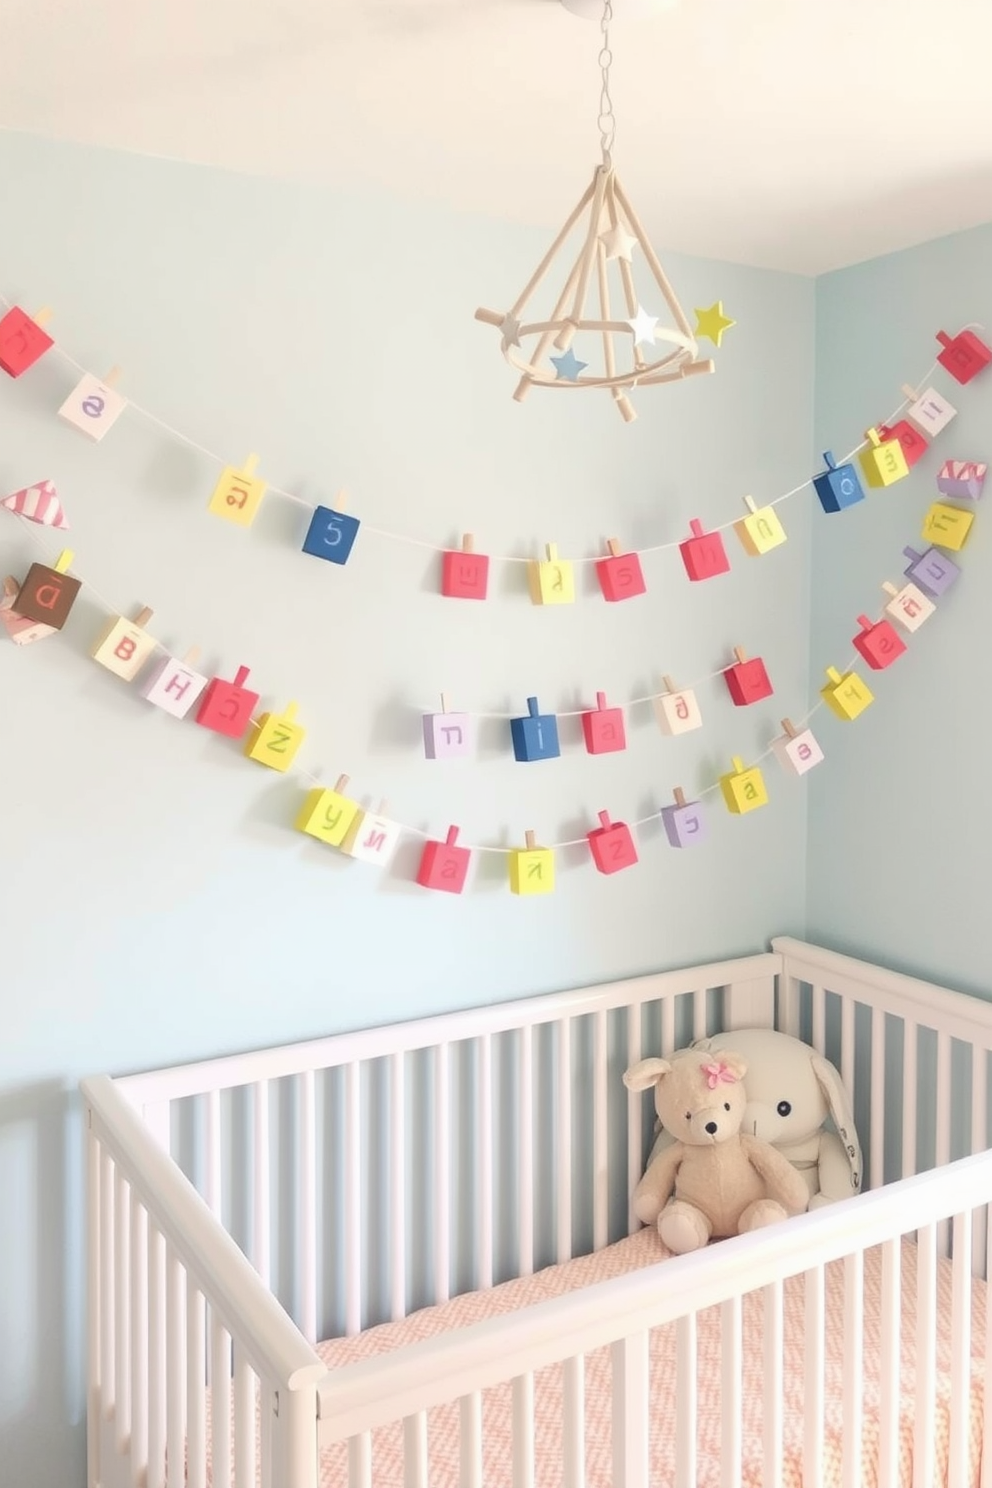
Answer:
top-left (3, 0), bottom-right (991, 274)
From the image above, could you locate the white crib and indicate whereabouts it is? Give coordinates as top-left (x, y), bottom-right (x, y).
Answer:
top-left (82, 937), bottom-right (992, 1488)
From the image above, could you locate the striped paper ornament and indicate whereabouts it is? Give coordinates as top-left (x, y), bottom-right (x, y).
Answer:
top-left (1, 480), bottom-right (69, 529)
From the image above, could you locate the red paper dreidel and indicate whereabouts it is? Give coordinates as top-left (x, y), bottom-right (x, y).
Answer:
top-left (724, 647), bottom-right (773, 707)
top-left (581, 692), bottom-right (626, 755)
top-left (587, 811), bottom-right (638, 875)
top-left (14, 548), bottom-right (81, 629)
top-left (733, 497), bottom-right (787, 557)
top-left (858, 427), bottom-right (908, 489)
top-left (441, 533), bottom-right (489, 600)
top-left (936, 328), bottom-right (992, 385)
top-left (244, 702), bottom-right (306, 771)
top-left (881, 580), bottom-right (935, 635)
top-left (416, 826), bottom-right (472, 894)
top-left (141, 646), bottom-right (208, 718)
top-left (901, 384), bottom-right (957, 439)
top-left (771, 719), bottom-right (824, 778)
top-left (0, 306), bottom-right (54, 377)
top-left (596, 538), bottom-right (646, 602)
top-left (679, 518), bottom-right (730, 582)
top-left (208, 454), bottom-right (266, 528)
top-left (853, 614), bottom-right (907, 672)
top-left (91, 605), bottom-right (158, 681)
top-left (195, 665), bottom-right (260, 739)
top-left (877, 419), bottom-right (929, 469)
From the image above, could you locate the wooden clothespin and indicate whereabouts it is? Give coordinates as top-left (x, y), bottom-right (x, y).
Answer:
top-left (34, 306), bottom-right (53, 328)
top-left (525, 830), bottom-right (537, 850)
top-left (440, 692), bottom-right (451, 715)
top-left (780, 718), bottom-right (798, 739)
top-left (182, 644), bottom-right (201, 667)
top-left (103, 366), bottom-right (122, 388)
top-left (606, 537), bottom-right (622, 557)
top-left (662, 674), bottom-right (678, 694)
top-left (673, 787), bottom-right (687, 807)
top-left (334, 774), bottom-right (350, 793)
top-left (460, 533), bottom-right (475, 553)
top-left (732, 646), bottom-right (747, 665)
top-left (134, 605), bottom-right (154, 628)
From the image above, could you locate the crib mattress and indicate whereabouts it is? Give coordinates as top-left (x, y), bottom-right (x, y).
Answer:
top-left (316, 1229), bottom-right (987, 1488)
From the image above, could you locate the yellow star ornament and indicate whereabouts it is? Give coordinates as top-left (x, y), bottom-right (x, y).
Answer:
top-left (694, 301), bottom-right (736, 348)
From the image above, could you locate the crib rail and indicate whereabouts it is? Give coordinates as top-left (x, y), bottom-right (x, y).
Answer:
top-left (84, 1073), bottom-right (324, 1488)
top-left (318, 1146), bottom-right (992, 1436)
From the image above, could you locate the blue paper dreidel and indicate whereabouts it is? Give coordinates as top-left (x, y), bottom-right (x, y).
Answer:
top-left (510, 697), bottom-right (560, 762)
top-left (302, 495), bottom-right (361, 566)
top-left (813, 451), bottom-right (865, 514)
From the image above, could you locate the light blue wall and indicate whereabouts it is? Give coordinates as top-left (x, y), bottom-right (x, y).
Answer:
top-left (809, 223), bottom-right (992, 998)
top-left (0, 135), bottom-right (813, 1486)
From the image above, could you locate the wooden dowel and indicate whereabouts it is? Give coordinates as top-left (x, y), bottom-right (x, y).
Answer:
top-left (510, 176), bottom-right (597, 319)
top-left (475, 308), bottom-right (504, 327)
top-left (606, 175), bottom-right (646, 372)
top-left (613, 177), bottom-right (695, 340)
top-left (513, 239), bottom-right (588, 403)
top-left (562, 167), bottom-right (610, 346)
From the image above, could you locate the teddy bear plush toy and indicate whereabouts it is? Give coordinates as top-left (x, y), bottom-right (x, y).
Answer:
top-left (633, 1028), bottom-right (861, 1227)
top-left (623, 1046), bottom-right (809, 1254)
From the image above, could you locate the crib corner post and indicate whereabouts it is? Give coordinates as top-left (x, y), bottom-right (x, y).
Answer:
top-left (724, 973), bottom-right (777, 1032)
top-left (86, 1112), bottom-right (101, 1488)
top-left (275, 1384), bottom-right (318, 1488)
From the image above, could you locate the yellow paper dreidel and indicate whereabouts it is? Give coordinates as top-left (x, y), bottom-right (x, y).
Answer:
top-left (245, 702), bottom-right (306, 771)
top-left (295, 775), bottom-right (361, 848)
top-left (858, 427), bottom-right (908, 489)
top-left (820, 666), bottom-right (874, 721)
top-left (91, 605), bottom-right (157, 681)
top-left (921, 501), bottom-right (975, 553)
top-left (733, 496), bottom-right (787, 556)
top-left (719, 757), bottom-right (769, 815)
top-left (527, 543), bottom-right (575, 606)
top-left (208, 453), bottom-right (266, 528)
top-left (509, 830), bottom-right (555, 895)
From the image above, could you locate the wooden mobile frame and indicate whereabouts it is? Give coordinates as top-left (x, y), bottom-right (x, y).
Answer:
top-left (476, 164), bottom-right (714, 423)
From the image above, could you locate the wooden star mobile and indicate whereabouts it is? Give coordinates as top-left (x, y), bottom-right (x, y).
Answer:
top-left (473, 0), bottom-right (733, 423)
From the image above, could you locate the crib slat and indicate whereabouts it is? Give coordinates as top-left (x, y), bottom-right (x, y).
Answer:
top-left (841, 1250), bottom-right (863, 1488)
top-left (973, 1048), bottom-right (989, 1276)
top-left (612, 1331), bottom-right (649, 1488)
top-left (557, 1019), bottom-right (573, 1265)
top-left (211, 1311), bottom-right (232, 1488)
top-left (593, 1008), bottom-right (609, 1252)
top-left (100, 1147), bottom-right (115, 1417)
top-left (234, 1343), bottom-right (256, 1488)
top-left (985, 1214), bottom-right (992, 1488)
top-left (459, 1393), bottom-right (482, 1488)
top-left (562, 1354), bottom-right (585, 1488)
top-left (914, 1222), bottom-right (937, 1488)
top-left (762, 1279), bottom-right (784, 1488)
top-left (692, 987), bottom-right (707, 1042)
top-left (674, 1316), bottom-right (696, 1488)
top-left (253, 1079), bottom-right (271, 1289)
top-left (780, 972), bottom-right (802, 1039)
top-left (186, 1284), bottom-right (207, 1488)
top-left (720, 1296), bottom-right (742, 1488)
top-left (206, 1088), bottom-right (222, 1217)
top-left (661, 994), bottom-right (675, 1057)
top-left (948, 1212), bottom-right (971, 1488)
top-left (902, 1022), bottom-right (918, 1179)
top-left (166, 1249), bottom-right (186, 1488)
top-left (345, 1060), bottom-right (362, 1337)
top-left (478, 1033), bottom-right (494, 1290)
top-left (840, 995), bottom-right (855, 1107)
top-left (86, 1128), bottom-right (100, 1488)
top-left (875, 1237), bottom-right (899, 1488)
top-left (518, 1026), bottom-right (534, 1278)
top-left (348, 1432), bottom-right (372, 1488)
top-left (870, 1007), bottom-right (885, 1189)
top-left (512, 1372), bottom-right (535, 1488)
top-left (403, 1412), bottom-right (428, 1488)
top-left (130, 1197), bottom-right (149, 1483)
top-left (803, 1265), bottom-right (824, 1488)
top-left (434, 1043), bottom-right (452, 1303)
top-left (259, 1380), bottom-right (274, 1488)
top-left (299, 1069), bottom-right (317, 1342)
top-left (148, 1221), bottom-right (166, 1488)
top-left (627, 1009), bottom-right (642, 1236)
top-left (114, 1168), bottom-right (131, 1452)
top-left (390, 1051), bottom-right (407, 1321)
top-left (811, 984), bottom-right (826, 1054)
top-left (936, 1032), bottom-right (953, 1256)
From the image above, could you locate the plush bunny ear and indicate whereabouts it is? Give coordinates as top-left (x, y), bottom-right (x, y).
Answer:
top-left (811, 1054), bottom-right (863, 1191)
top-left (623, 1057), bottom-right (672, 1092)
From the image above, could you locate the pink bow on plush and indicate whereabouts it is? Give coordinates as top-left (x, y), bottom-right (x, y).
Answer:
top-left (701, 1060), bottom-right (737, 1090)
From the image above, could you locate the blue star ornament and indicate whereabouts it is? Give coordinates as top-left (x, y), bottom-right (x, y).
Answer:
top-left (550, 348), bottom-right (588, 382)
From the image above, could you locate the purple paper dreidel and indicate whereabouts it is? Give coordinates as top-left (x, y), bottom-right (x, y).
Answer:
top-left (903, 545), bottom-right (961, 600)
top-left (661, 789), bottom-right (707, 848)
top-left (423, 695), bottom-right (472, 759)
